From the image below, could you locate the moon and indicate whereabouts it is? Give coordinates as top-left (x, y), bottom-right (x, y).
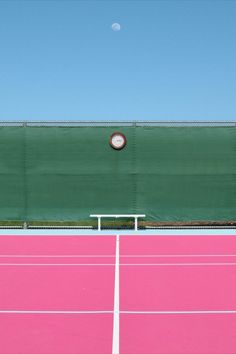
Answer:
top-left (111, 23), bottom-right (121, 32)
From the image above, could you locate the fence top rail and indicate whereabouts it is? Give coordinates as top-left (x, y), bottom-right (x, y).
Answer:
top-left (0, 120), bottom-right (236, 127)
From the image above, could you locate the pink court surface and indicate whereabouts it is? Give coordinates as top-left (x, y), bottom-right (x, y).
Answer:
top-left (0, 230), bottom-right (236, 354)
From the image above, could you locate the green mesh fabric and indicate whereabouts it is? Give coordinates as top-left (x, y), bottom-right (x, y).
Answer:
top-left (0, 125), bottom-right (235, 222)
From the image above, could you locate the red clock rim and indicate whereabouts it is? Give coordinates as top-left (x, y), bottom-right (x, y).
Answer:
top-left (109, 132), bottom-right (127, 150)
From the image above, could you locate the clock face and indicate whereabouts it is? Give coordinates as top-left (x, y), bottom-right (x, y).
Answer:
top-left (109, 132), bottom-right (126, 150)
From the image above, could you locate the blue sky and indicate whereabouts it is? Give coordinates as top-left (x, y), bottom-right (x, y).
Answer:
top-left (0, 0), bottom-right (235, 121)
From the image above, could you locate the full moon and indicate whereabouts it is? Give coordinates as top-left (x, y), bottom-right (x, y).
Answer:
top-left (111, 23), bottom-right (121, 32)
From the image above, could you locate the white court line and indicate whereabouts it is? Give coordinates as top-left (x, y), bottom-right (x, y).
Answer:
top-left (1, 254), bottom-right (236, 258)
top-left (1, 310), bottom-right (236, 315)
top-left (0, 229), bottom-right (236, 236)
top-left (112, 234), bottom-right (120, 354)
top-left (0, 263), bottom-right (115, 266)
top-left (119, 263), bottom-right (236, 266)
top-left (1, 262), bottom-right (236, 266)
top-left (119, 254), bottom-right (236, 258)
top-left (120, 310), bottom-right (236, 314)
top-left (0, 255), bottom-right (115, 258)
top-left (0, 310), bottom-right (112, 314)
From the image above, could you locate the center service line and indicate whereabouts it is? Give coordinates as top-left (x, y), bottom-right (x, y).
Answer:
top-left (112, 234), bottom-right (120, 354)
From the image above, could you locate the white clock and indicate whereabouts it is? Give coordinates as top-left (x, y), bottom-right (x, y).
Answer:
top-left (109, 132), bottom-right (126, 150)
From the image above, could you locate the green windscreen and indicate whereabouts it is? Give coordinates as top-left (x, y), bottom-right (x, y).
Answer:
top-left (0, 124), bottom-right (235, 223)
